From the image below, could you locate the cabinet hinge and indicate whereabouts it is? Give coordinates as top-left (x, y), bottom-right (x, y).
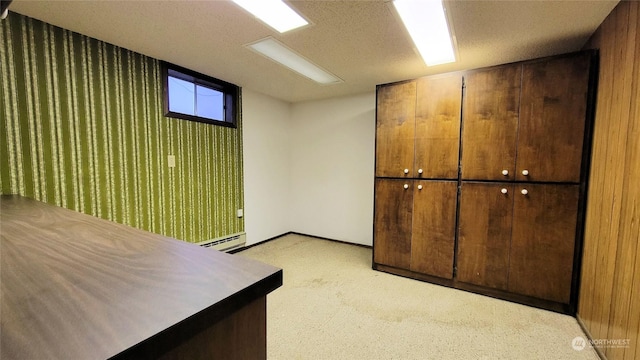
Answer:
top-left (453, 266), bottom-right (457, 277)
top-left (461, 77), bottom-right (466, 89)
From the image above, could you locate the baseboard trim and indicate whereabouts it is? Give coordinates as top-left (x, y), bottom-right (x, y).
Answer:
top-left (289, 232), bottom-right (372, 249)
top-left (228, 232), bottom-right (292, 254)
top-left (230, 231), bottom-right (372, 253)
top-left (576, 314), bottom-right (606, 360)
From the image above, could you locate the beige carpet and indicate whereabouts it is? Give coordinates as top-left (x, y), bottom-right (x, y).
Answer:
top-left (237, 234), bottom-right (598, 360)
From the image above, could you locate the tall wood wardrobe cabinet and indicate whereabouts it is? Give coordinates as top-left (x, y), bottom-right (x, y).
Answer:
top-left (372, 51), bottom-right (597, 314)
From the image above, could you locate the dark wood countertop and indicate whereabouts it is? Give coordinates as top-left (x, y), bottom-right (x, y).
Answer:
top-left (0, 195), bottom-right (282, 359)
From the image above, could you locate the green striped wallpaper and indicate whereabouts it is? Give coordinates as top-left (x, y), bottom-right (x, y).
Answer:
top-left (0, 13), bottom-right (244, 243)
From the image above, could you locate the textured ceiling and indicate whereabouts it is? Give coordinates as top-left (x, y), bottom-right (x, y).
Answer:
top-left (10, 0), bottom-right (618, 103)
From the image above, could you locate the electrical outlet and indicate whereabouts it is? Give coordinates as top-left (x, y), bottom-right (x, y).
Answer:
top-left (168, 155), bottom-right (176, 168)
top-left (237, 209), bottom-right (243, 218)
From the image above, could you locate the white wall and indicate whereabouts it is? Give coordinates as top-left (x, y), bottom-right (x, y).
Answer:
top-left (242, 90), bottom-right (291, 246)
top-left (289, 93), bottom-right (376, 246)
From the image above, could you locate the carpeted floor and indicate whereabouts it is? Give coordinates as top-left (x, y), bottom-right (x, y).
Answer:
top-left (237, 234), bottom-right (598, 360)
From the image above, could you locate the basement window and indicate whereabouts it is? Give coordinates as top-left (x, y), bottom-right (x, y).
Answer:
top-left (163, 62), bottom-right (239, 128)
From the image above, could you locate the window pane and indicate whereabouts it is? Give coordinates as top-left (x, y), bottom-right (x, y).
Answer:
top-left (168, 76), bottom-right (195, 115)
top-left (164, 63), bottom-right (237, 127)
top-left (196, 85), bottom-right (224, 121)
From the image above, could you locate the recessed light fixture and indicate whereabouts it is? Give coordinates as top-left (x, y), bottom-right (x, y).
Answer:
top-left (232, 0), bottom-right (309, 33)
top-left (392, 0), bottom-right (456, 66)
top-left (247, 37), bottom-right (342, 85)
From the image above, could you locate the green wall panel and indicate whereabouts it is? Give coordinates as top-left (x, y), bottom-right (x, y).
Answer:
top-left (0, 13), bottom-right (244, 243)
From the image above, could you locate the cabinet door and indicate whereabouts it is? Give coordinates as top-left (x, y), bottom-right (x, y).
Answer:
top-left (516, 53), bottom-right (591, 182)
top-left (375, 81), bottom-right (417, 178)
top-left (410, 181), bottom-right (457, 279)
top-left (457, 182), bottom-right (513, 290)
top-left (373, 179), bottom-right (413, 269)
top-left (415, 74), bottom-right (462, 179)
top-left (508, 184), bottom-right (579, 303)
top-left (461, 64), bottom-right (521, 180)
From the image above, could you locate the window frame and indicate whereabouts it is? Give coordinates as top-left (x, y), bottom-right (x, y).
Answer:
top-left (162, 62), bottom-right (239, 128)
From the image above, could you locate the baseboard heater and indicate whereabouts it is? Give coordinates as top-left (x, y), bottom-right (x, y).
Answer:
top-left (198, 232), bottom-right (246, 252)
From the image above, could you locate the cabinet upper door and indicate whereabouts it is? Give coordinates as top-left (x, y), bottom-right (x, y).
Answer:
top-left (414, 74), bottom-right (462, 179)
top-left (373, 179), bottom-right (413, 269)
top-left (375, 81), bottom-right (417, 178)
top-left (516, 53), bottom-right (591, 182)
top-left (508, 184), bottom-right (579, 304)
top-left (461, 64), bottom-right (521, 180)
top-left (457, 182), bottom-right (513, 290)
top-left (410, 180), bottom-right (457, 279)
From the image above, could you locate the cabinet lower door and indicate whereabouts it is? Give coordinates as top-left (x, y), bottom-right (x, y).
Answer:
top-left (457, 182), bottom-right (513, 290)
top-left (508, 184), bottom-right (579, 303)
top-left (410, 181), bottom-right (457, 279)
top-left (373, 179), bottom-right (413, 269)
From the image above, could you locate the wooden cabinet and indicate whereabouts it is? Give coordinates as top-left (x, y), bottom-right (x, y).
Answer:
top-left (516, 55), bottom-right (591, 182)
top-left (376, 74), bottom-right (462, 179)
top-left (460, 64), bottom-right (521, 181)
top-left (375, 81), bottom-right (416, 178)
top-left (508, 183), bottom-right (579, 303)
top-left (374, 179), bottom-right (457, 279)
top-left (373, 51), bottom-right (595, 314)
top-left (457, 182), bottom-right (579, 303)
top-left (461, 52), bottom-right (591, 182)
top-left (457, 182), bottom-right (513, 290)
top-left (410, 180), bottom-right (458, 279)
top-left (414, 75), bottom-right (462, 179)
top-left (373, 179), bottom-right (413, 269)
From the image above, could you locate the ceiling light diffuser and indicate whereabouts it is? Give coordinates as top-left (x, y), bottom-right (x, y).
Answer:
top-left (393, 0), bottom-right (456, 66)
top-left (247, 37), bottom-right (341, 85)
top-left (232, 0), bottom-right (308, 33)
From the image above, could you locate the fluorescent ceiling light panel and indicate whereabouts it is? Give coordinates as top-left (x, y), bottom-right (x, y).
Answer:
top-left (248, 37), bottom-right (341, 85)
top-left (232, 0), bottom-right (308, 33)
top-left (393, 0), bottom-right (456, 66)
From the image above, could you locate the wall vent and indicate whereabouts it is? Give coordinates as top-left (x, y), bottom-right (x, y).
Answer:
top-left (198, 232), bottom-right (246, 252)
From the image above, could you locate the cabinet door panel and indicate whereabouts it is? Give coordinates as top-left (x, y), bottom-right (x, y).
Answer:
top-left (461, 64), bottom-right (521, 180)
top-left (373, 179), bottom-right (413, 269)
top-left (508, 184), bottom-right (579, 303)
top-left (517, 54), bottom-right (591, 182)
top-left (410, 181), bottom-right (457, 279)
top-left (457, 182), bottom-right (513, 290)
top-left (415, 74), bottom-right (462, 179)
top-left (375, 82), bottom-right (416, 177)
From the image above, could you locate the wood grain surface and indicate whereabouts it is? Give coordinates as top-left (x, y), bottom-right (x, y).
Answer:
top-left (373, 179), bottom-right (413, 269)
top-left (410, 180), bottom-right (457, 279)
top-left (517, 53), bottom-right (591, 182)
top-left (0, 195), bottom-right (282, 360)
top-left (508, 184), bottom-right (579, 304)
top-left (578, 2), bottom-right (640, 359)
top-left (461, 64), bottom-right (521, 180)
top-left (414, 74), bottom-right (462, 179)
top-left (375, 81), bottom-right (417, 178)
top-left (457, 182), bottom-right (513, 290)
top-left (157, 297), bottom-right (267, 360)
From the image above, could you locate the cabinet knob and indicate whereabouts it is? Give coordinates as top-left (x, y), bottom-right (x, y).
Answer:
top-left (418, 169), bottom-right (423, 174)
top-left (417, 185), bottom-right (423, 190)
top-left (501, 188), bottom-right (508, 194)
top-left (521, 189), bottom-right (528, 195)
top-left (502, 170), bottom-right (509, 176)
top-left (404, 168), bottom-right (409, 174)
top-left (522, 169), bottom-right (529, 176)
top-left (403, 184), bottom-right (409, 189)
